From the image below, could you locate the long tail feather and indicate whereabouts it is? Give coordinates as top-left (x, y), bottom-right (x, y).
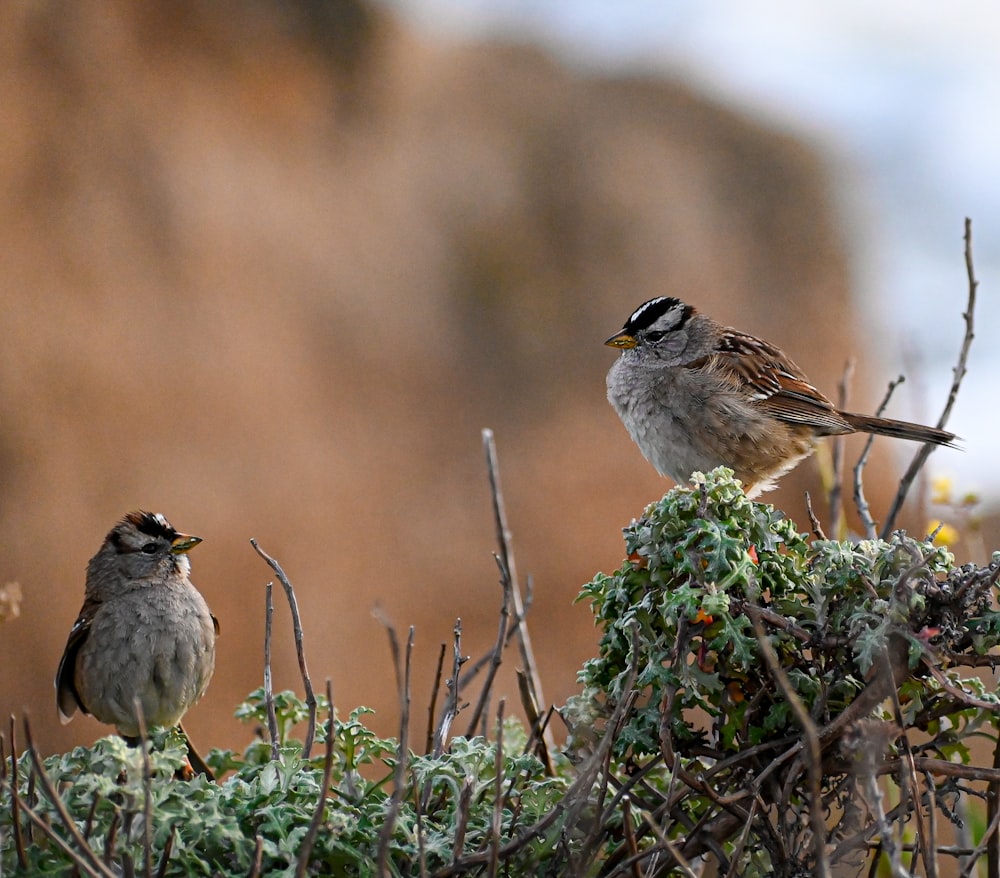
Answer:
top-left (841, 412), bottom-right (959, 448)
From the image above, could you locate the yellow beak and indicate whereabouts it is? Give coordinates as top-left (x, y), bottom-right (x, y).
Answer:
top-left (170, 534), bottom-right (203, 554)
top-left (605, 332), bottom-right (638, 349)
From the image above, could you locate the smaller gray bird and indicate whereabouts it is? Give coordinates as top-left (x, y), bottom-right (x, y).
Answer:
top-left (56, 511), bottom-right (218, 742)
top-left (606, 297), bottom-right (958, 497)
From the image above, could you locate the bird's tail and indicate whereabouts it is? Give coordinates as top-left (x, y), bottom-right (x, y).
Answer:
top-left (841, 412), bottom-right (959, 448)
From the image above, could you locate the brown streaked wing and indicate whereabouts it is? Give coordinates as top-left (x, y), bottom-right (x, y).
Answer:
top-left (691, 332), bottom-right (852, 434)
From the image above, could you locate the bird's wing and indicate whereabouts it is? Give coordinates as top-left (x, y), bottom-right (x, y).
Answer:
top-left (55, 612), bottom-right (92, 722)
top-left (690, 332), bottom-right (852, 435)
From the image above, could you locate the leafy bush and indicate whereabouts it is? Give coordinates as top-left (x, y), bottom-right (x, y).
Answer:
top-left (4, 467), bottom-right (1000, 876)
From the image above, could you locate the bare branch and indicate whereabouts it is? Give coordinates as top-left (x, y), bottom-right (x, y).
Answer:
top-left (432, 619), bottom-right (466, 758)
top-left (516, 669), bottom-right (553, 775)
top-left (804, 491), bottom-right (827, 541)
top-left (377, 625), bottom-right (415, 877)
top-left (132, 702), bottom-right (153, 878)
top-left (487, 700), bottom-right (505, 878)
top-left (248, 836), bottom-right (264, 878)
top-left (4, 716), bottom-right (28, 869)
top-left (425, 642), bottom-right (447, 756)
top-left (263, 582), bottom-right (280, 760)
top-left (251, 539), bottom-right (317, 758)
top-left (21, 716), bottom-right (117, 878)
top-left (296, 679), bottom-right (336, 878)
top-left (828, 357), bottom-right (855, 534)
top-left (748, 608), bottom-right (829, 878)
top-left (465, 554), bottom-right (513, 737)
top-left (881, 218), bottom-right (977, 536)
top-left (481, 429), bottom-right (554, 756)
top-left (853, 375), bottom-right (905, 538)
top-left (154, 825), bottom-right (176, 878)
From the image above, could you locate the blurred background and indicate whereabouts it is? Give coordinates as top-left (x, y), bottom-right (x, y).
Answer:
top-left (0, 0), bottom-right (994, 756)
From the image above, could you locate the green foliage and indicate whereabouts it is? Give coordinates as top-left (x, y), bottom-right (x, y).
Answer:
top-left (1, 693), bottom-right (565, 876)
top-left (4, 468), bottom-right (1000, 875)
top-left (570, 468), bottom-right (999, 764)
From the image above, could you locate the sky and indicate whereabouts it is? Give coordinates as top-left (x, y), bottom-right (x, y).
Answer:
top-left (387, 0), bottom-right (1000, 497)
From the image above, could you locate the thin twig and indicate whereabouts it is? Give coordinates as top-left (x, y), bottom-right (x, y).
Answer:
top-left (482, 429), bottom-right (554, 756)
top-left (881, 218), bottom-right (976, 537)
top-left (487, 700), bottom-right (505, 878)
top-left (104, 810), bottom-right (120, 868)
top-left (853, 376), bottom-right (905, 538)
top-left (990, 730), bottom-right (1000, 878)
top-left (434, 623), bottom-right (644, 878)
top-left (876, 647), bottom-right (928, 878)
top-left (516, 669), bottom-right (553, 775)
top-left (377, 624), bottom-right (414, 877)
top-left (860, 759), bottom-right (907, 877)
top-left (723, 797), bottom-right (761, 878)
top-left (154, 826), bottom-right (176, 878)
top-left (296, 680), bottom-right (335, 878)
top-left (748, 608), bottom-right (830, 878)
top-left (132, 703), bottom-right (153, 878)
top-left (425, 642), bottom-right (447, 755)
top-left (829, 358), bottom-right (855, 534)
top-left (620, 797), bottom-right (644, 878)
top-left (250, 539), bottom-right (317, 758)
top-left (5, 717), bottom-right (28, 868)
top-left (263, 582), bottom-right (280, 760)
top-left (922, 772), bottom-right (939, 878)
top-left (21, 716), bottom-right (117, 878)
top-left (876, 758), bottom-right (1000, 784)
top-left (958, 776), bottom-right (1000, 878)
top-left (452, 779), bottom-right (473, 867)
top-left (248, 835), bottom-right (264, 878)
top-left (416, 786), bottom-right (429, 878)
top-left (9, 792), bottom-right (109, 878)
top-left (804, 491), bottom-right (827, 541)
top-left (637, 808), bottom-right (699, 878)
top-left (465, 554), bottom-right (513, 737)
top-left (433, 620), bottom-right (465, 758)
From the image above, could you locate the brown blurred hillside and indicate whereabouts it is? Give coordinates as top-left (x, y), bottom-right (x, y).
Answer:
top-left (0, 0), bottom-right (916, 755)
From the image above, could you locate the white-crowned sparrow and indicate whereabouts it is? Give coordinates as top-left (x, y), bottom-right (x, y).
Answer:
top-left (56, 511), bottom-right (218, 741)
top-left (606, 297), bottom-right (957, 497)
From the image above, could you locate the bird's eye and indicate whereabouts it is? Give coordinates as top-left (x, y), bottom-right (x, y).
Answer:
top-left (645, 330), bottom-right (667, 343)
top-left (141, 542), bottom-right (158, 554)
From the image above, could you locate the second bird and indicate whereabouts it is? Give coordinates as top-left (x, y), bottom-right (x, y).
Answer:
top-left (56, 510), bottom-right (218, 741)
top-left (605, 297), bottom-right (957, 497)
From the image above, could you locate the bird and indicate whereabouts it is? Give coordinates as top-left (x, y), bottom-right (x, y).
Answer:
top-left (605, 296), bottom-right (957, 497)
top-left (56, 511), bottom-right (218, 748)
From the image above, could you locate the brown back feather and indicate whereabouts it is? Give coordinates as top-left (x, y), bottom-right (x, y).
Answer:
top-left (689, 332), bottom-right (853, 434)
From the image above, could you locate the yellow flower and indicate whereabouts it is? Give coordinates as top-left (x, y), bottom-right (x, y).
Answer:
top-left (927, 520), bottom-right (960, 547)
top-left (930, 476), bottom-right (953, 506)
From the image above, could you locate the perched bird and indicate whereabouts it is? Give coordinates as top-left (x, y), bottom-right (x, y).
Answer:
top-left (56, 511), bottom-right (218, 744)
top-left (606, 297), bottom-right (957, 497)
